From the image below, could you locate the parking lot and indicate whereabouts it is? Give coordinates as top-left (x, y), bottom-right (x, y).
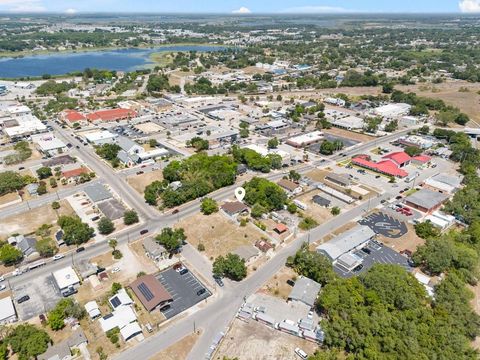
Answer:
top-left (359, 212), bottom-right (408, 238)
top-left (13, 275), bottom-right (62, 320)
top-left (334, 241), bottom-right (412, 278)
top-left (156, 267), bottom-right (210, 319)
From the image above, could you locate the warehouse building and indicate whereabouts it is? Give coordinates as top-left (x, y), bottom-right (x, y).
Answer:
top-left (404, 189), bottom-right (449, 213)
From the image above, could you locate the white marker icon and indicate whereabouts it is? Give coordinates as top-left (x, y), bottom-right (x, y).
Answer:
top-left (235, 187), bottom-right (246, 202)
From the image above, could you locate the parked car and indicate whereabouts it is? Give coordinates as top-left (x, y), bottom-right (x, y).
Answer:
top-left (0, 275), bottom-right (4, 282)
top-left (353, 264), bottom-right (364, 272)
top-left (294, 347), bottom-right (308, 359)
top-left (286, 279), bottom-right (296, 287)
top-left (254, 306), bottom-right (266, 313)
top-left (179, 268), bottom-right (188, 275)
top-left (76, 247), bottom-right (85, 253)
top-left (53, 254), bottom-right (64, 261)
top-left (361, 247), bottom-right (371, 254)
top-left (196, 288), bottom-right (206, 296)
top-left (0, 285), bottom-right (6, 291)
top-left (136, 171), bottom-right (144, 175)
top-left (160, 304), bottom-right (171, 312)
top-left (172, 209), bottom-right (180, 215)
top-left (17, 295), bottom-right (30, 304)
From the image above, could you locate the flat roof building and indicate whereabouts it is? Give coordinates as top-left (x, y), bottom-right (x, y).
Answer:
top-left (316, 225), bottom-right (375, 261)
top-left (286, 131), bottom-right (324, 148)
top-left (0, 297), bottom-right (17, 324)
top-left (53, 266), bottom-right (80, 295)
top-left (288, 276), bottom-right (322, 308)
top-left (404, 189), bottom-right (449, 213)
top-left (423, 173), bottom-right (462, 194)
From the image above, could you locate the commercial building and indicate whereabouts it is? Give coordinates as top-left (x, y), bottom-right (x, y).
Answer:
top-left (2, 114), bottom-right (47, 139)
top-left (0, 297), bottom-right (17, 324)
top-left (316, 225), bottom-right (375, 261)
top-left (32, 133), bottom-right (67, 156)
top-left (373, 103), bottom-right (411, 118)
top-left (325, 173), bottom-right (351, 188)
top-left (60, 110), bottom-right (87, 126)
top-left (332, 115), bottom-right (365, 130)
top-left (84, 130), bottom-right (118, 145)
top-left (288, 276), bottom-right (322, 308)
top-left (53, 266), bottom-right (81, 296)
top-left (423, 173), bottom-right (462, 194)
top-left (84, 183), bottom-right (112, 203)
top-left (286, 131), bottom-right (324, 148)
top-left (130, 275), bottom-right (172, 312)
top-left (87, 108), bottom-right (137, 123)
top-left (404, 189), bottom-right (449, 213)
top-left (351, 155), bottom-right (408, 178)
top-left (382, 151), bottom-right (411, 168)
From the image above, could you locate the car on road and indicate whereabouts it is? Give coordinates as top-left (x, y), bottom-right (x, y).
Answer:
top-left (140, 229), bottom-right (149, 235)
top-left (294, 347), bottom-right (308, 359)
top-left (53, 254), bottom-right (64, 261)
top-left (0, 285), bottom-right (6, 291)
top-left (76, 247), bottom-right (85, 253)
top-left (17, 295), bottom-right (30, 304)
top-left (172, 209), bottom-right (180, 215)
top-left (196, 288), bottom-right (206, 296)
top-left (12, 269), bottom-right (21, 276)
top-left (18, 166), bottom-right (25, 170)
top-left (136, 171), bottom-right (144, 175)
top-left (0, 275), bottom-right (4, 282)
top-left (286, 279), bottom-right (295, 287)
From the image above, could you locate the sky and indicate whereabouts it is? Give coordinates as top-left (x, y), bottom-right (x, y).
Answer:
top-left (0, 0), bottom-right (480, 14)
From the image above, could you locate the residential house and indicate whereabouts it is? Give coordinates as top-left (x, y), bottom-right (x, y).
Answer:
top-left (277, 179), bottom-right (302, 195)
top-left (143, 237), bottom-right (168, 262)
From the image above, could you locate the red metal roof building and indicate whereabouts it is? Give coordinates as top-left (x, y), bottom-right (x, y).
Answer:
top-left (62, 167), bottom-right (89, 179)
top-left (411, 155), bottom-right (432, 164)
top-left (382, 151), bottom-right (411, 167)
top-left (87, 108), bottom-right (137, 122)
top-left (61, 109), bottom-right (86, 123)
top-left (351, 155), bottom-right (408, 178)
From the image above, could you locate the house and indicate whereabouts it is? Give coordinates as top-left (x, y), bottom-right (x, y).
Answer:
top-left (16, 236), bottom-right (37, 257)
top-left (109, 288), bottom-right (133, 309)
top-left (404, 189), bottom-right (449, 213)
top-left (85, 301), bottom-right (101, 319)
top-left (38, 328), bottom-right (88, 360)
top-left (411, 155), bottom-right (431, 166)
top-left (0, 297), bottom-right (17, 324)
top-left (75, 259), bottom-right (98, 279)
top-left (99, 305), bottom-right (141, 342)
top-left (26, 183), bottom-right (39, 196)
top-left (288, 276), bottom-right (322, 308)
top-left (312, 195), bottom-right (331, 207)
top-left (61, 167), bottom-right (89, 182)
top-left (130, 275), bottom-right (172, 312)
top-left (117, 136), bottom-right (143, 155)
top-left (143, 237), bottom-right (168, 262)
top-left (221, 201), bottom-right (249, 216)
top-left (42, 155), bottom-right (75, 168)
top-left (233, 245), bottom-right (259, 263)
top-left (255, 239), bottom-right (273, 252)
top-left (274, 223), bottom-right (288, 234)
top-left (277, 179), bottom-right (302, 195)
top-left (316, 225), bottom-right (375, 261)
top-left (53, 266), bottom-right (81, 296)
top-left (84, 183), bottom-right (112, 203)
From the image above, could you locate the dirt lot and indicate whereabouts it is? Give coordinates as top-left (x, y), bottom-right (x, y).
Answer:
top-left (215, 318), bottom-right (317, 360)
top-left (127, 170), bottom-right (163, 195)
top-left (0, 199), bottom-right (75, 239)
top-left (294, 190), bottom-right (334, 224)
top-left (323, 127), bottom-right (375, 143)
top-left (258, 266), bottom-right (298, 301)
top-left (150, 331), bottom-right (201, 360)
top-left (378, 222), bottom-right (425, 253)
top-left (135, 122), bottom-right (164, 134)
top-left (176, 212), bottom-right (265, 260)
top-left (0, 192), bottom-right (20, 206)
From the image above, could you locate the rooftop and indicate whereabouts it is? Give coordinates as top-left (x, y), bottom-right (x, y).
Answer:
top-left (405, 188), bottom-right (449, 210)
top-left (288, 276), bottom-right (322, 307)
top-left (316, 225), bottom-right (375, 260)
top-left (130, 275), bottom-right (172, 312)
top-left (84, 183), bottom-right (112, 203)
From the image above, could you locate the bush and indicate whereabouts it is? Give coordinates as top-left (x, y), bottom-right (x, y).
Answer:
top-left (98, 217), bottom-right (115, 235)
top-left (200, 198), bottom-right (219, 215)
top-left (331, 206), bottom-right (341, 216)
top-left (299, 217), bottom-right (318, 230)
top-left (112, 249), bottom-right (123, 259)
top-left (123, 210), bottom-right (139, 225)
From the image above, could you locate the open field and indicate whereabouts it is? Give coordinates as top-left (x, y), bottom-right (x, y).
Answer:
top-left (323, 127), bottom-right (375, 143)
top-left (127, 170), bottom-right (163, 195)
top-left (0, 199), bottom-right (75, 239)
top-left (150, 331), bottom-right (201, 360)
top-left (215, 318), bottom-right (317, 360)
top-left (175, 212), bottom-right (265, 259)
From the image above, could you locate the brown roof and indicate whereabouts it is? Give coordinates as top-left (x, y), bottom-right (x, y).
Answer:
top-left (130, 275), bottom-right (172, 312)
top-left (220, 201), bottom-right (248, 215)
top-left (62, 167), bottom-right (89, 179)
top-left (277, 179), bottom-right (300, 192)
top-left (274, 223), bottom-right (288, 234)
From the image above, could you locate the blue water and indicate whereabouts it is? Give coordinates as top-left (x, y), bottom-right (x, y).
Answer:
top-left (0, 45), bottom-right (226, 78)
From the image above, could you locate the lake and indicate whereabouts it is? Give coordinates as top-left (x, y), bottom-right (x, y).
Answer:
top-left (0, 45), bottom-right (226, 79)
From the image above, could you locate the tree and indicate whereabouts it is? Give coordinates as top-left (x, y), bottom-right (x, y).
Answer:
top-left (148, 139), bottom-right (158, 148)
top-left (108, 238), bottom-right (118, 252)
top-left (123, 210), bottom-right (139, 225)
top-left (331, 206), bottom-right (340, 216)
top-left (288, 170), bottom-right (301, 182)
top-left (213, 253), bottom-right (247, 281)
top-left (286, 244), bottom-right (335, 286)
top-left (57, 215), bottom-right (94, 245)
top-left (37, 181), bottom-right (47, 195)
top-left (36, 238), bottom-right (57, 257)
top-left (155, 227), bottom-right (186, 253)
top-left (0, 244), bottom-right (23, 266)
top-left (95, 143), bottom-right (121, 162)
top-left (97, 217), bottom-right (114, 235)
top-left (244, 177), bottom-right (287, 212)
top-left (319, 140), bottom-right (343, 155)
top-left (36, 167), bottom-right (52, 180)
top-left (187, 137), bottom-right (209, 152)
top-left (201, 198), bottom-right (218, 215)
top-left (267, 137), bottom-right (279, 149)
top-left (455, 113), bottom-right (470, 126)
top-left (384, 120), bottom-right (398, 132)
top-left (382, 83), bottom-right (394, 94)
top-left (6, 324), bottom-right (50, 360)
top-left (404, 145), bottom-right (423, 157)
top-left (299, 217), bottom-right (318, 230)
top-left (414, 221), bottom-right (440, 239)
top-left (51, 201), bottom-right (60, 210)
top-left (251, 203), bottom-right (267, 218)
top-left (0, 171), bottom-right (26, 196)
top-left (48, 298), bottom-right (85, 331)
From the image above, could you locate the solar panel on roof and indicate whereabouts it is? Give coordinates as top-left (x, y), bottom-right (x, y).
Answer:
top-left (110, 296), bottom-right (121, 308)
top-left (138, 282), bottom-right (154, 301)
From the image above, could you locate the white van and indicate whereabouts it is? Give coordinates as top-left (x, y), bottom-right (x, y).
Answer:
top-left (294, 347), bottom-right (308, 359)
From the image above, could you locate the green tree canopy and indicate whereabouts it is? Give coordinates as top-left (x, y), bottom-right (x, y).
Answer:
top-left (155, 227), bottom-right (186, 253)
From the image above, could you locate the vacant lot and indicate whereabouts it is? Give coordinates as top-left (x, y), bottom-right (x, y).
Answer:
top-left (127, 170), bottom-right (163, 195)
top-left (215, 318), bottom-right (317, 360)
top-left (258, 266), bottom-right (298, 301)
top-left (176, 212), bottom-right (265, 259)
top-left (0, 192), bottom-right (20, 206)
top-left (135, 122), bottom-right (164, 134)
top-left (0, 200), bottom-right (75, 238)
top-left (294, 190), bottom-right (335, 224)
top-left (324, 127), bottom-right (375, 143)
top-left (150, 331), bottom-right (201, 360)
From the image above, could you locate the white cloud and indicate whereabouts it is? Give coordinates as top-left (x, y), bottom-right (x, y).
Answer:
top-left (0, 0), bottom-right (45, 12)
top-left (459, 0), bottom-right (480, 12)
top-left (232, 6), bottom-right (251, 14)
top-left (65, 8), bottom-right (77, 14)
top-left (281, 5), bottom-right (351, 13)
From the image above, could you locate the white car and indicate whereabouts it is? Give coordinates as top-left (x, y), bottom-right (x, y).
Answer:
top-left (53, 254), bottom-right (64, 261)
top-left (294, 348), bottom-right (308, 359)
top-left (111, 267), bottom-right (121, 274)
top-left (0, 285), bottom-right (6, 291)
top-left (0, 275), bottom-right (5, 282)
